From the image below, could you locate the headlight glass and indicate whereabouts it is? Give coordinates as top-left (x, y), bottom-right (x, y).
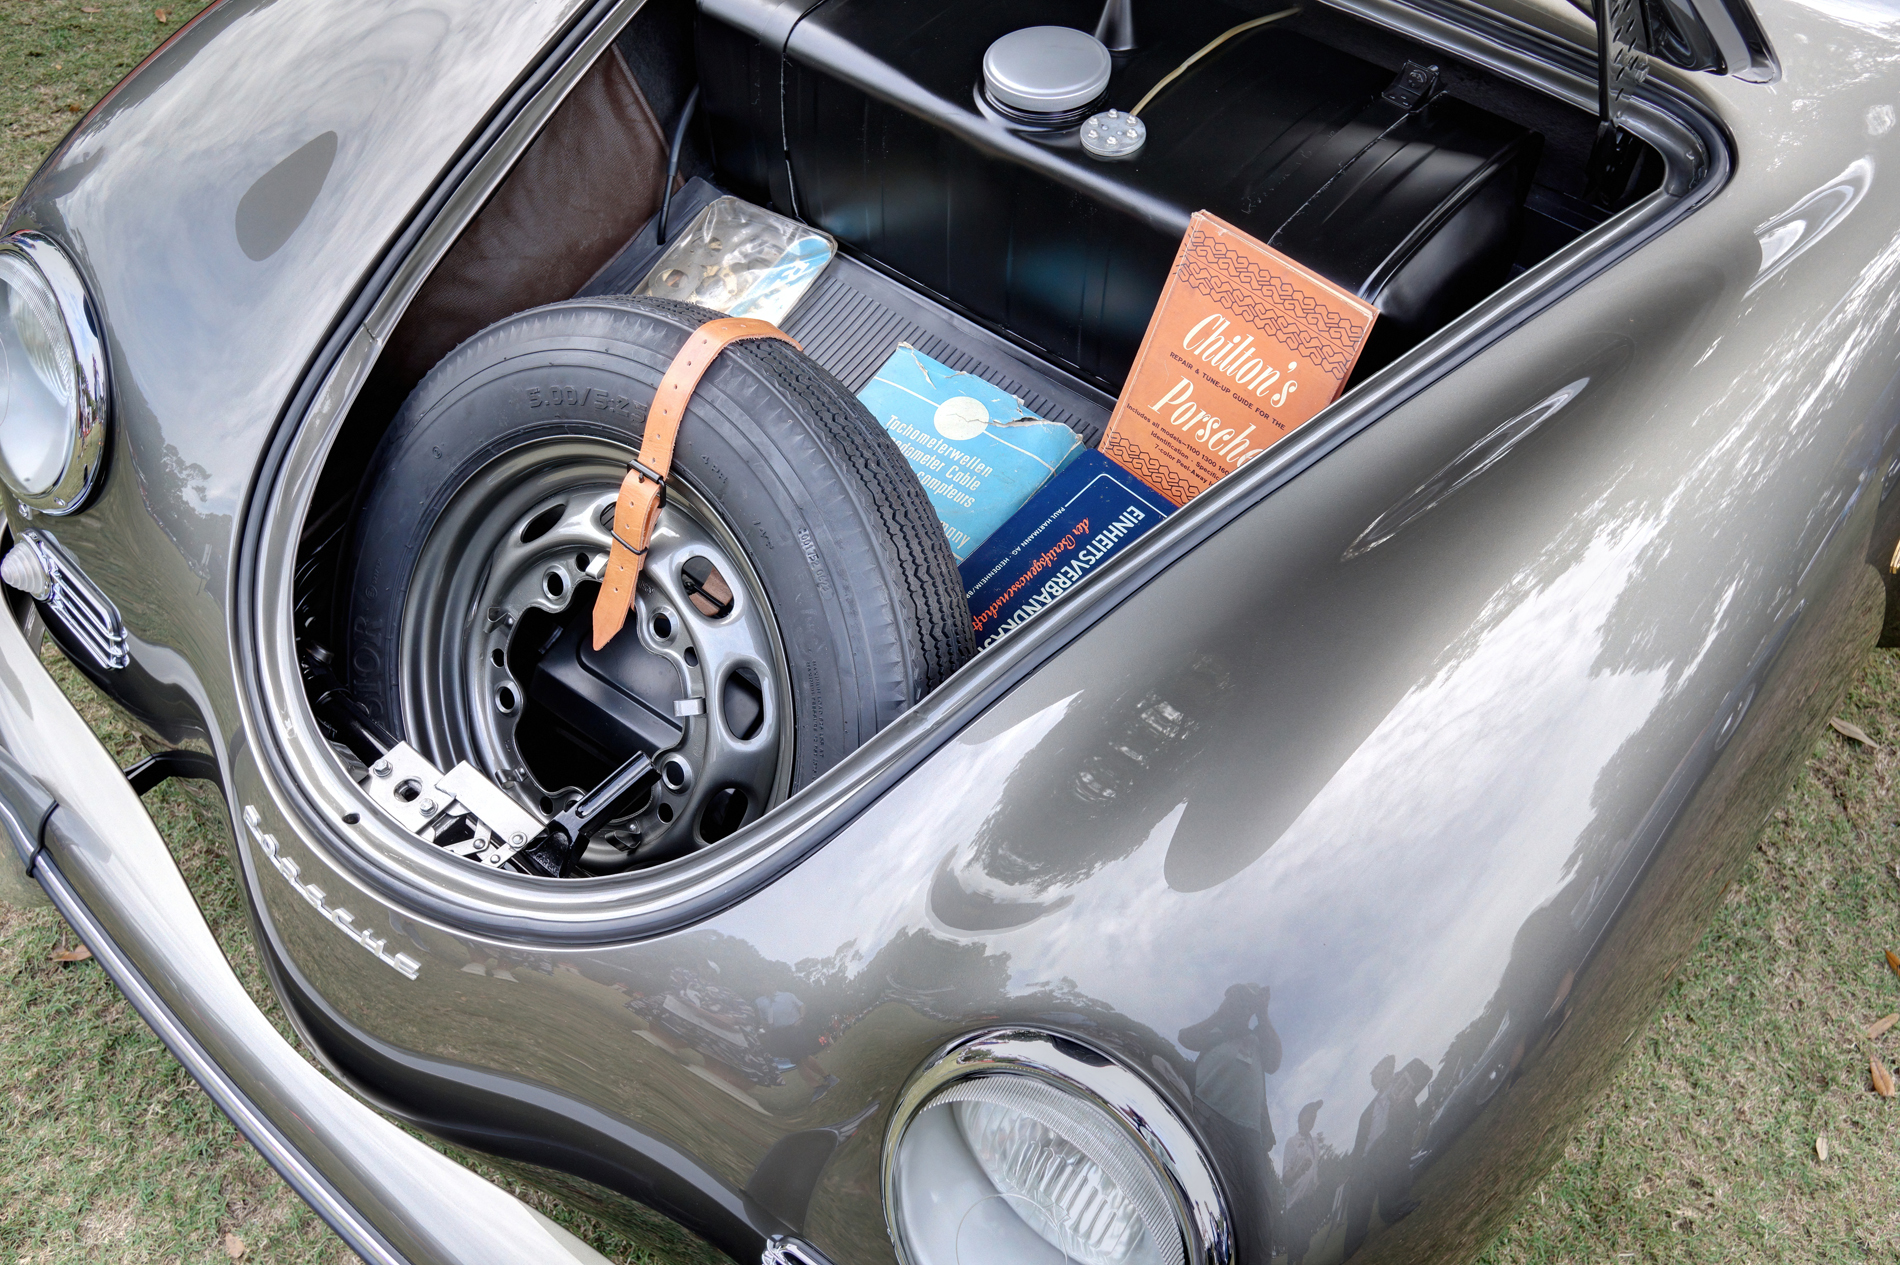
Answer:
top-left (948, 1081), bottom-right (1174, 1265)
top-left (0, 251), bottom-right (76, 495)
top-left (886, 1031), bottom-right (1226, 1265)
top-left (0, 233), bottom-right (107, 514)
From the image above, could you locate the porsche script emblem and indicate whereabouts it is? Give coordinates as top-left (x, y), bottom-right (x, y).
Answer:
top-left (242, 806), bottom-right (420, 980)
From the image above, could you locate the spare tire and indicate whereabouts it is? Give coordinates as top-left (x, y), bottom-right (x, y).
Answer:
top-left (345, 296), bottom-right (972, 870)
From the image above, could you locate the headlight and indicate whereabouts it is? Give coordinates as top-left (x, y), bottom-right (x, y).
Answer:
top-left (0, 232), bottom-right (108, 515)
top-left (884, 1029), bottom-right (1231, 1265)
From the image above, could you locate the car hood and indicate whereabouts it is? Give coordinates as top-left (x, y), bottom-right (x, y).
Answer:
top-left (2, 0), bottom-right (596, 596)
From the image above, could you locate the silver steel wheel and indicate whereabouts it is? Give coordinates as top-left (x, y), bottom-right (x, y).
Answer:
top-left (397, 437), bottom-right (793, 871)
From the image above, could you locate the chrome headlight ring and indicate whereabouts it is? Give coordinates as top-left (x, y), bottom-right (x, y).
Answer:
top-left (0, 231), bottom-right (110, 516)
top-left (883, 1028), bottom-right (1234, 1265)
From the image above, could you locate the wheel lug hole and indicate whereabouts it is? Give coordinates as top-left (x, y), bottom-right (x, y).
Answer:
top-left (661, 757), bottom-right (692, 792)
top-left (496, 685), bottom-right (518, 714)
top-left (651, 611), bottom-right (674, 641)
top-left (543, 569), bottom-right (567, 600)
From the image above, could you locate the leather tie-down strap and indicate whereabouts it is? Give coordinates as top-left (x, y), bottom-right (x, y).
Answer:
top-left (592, 317), bottom-right (801, 650)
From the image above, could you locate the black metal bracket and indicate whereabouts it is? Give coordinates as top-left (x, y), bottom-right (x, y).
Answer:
top-left (681, 568), bottom-right (734, 619)
top-left (1381, 61), bottom-right (1440, 111)
top-left (123, 749), bottom-right (221, 796)
top-left (515, 750), bottom-right (658, 878)
top-left (1583, 121), bottom-right (1649, 207)
top-left (1587, 0), bottom-right (1650, 204)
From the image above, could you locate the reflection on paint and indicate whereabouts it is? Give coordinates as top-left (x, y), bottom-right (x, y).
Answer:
top-left (1344, 378), bottom-right (1590, 559)
top-left (1751, 157), bottom-right (1873, 294)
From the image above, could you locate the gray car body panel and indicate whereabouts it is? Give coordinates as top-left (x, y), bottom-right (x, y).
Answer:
top-left (4, 0), bottom-right (1899, 1262)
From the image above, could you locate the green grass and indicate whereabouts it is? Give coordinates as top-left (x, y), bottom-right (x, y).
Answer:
top-left (3, 6), bottom-right (1897, 1262)
top-left (1479, 654), bottom-right (1900, 1264)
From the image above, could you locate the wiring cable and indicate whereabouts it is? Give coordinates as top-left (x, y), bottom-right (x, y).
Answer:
top-left (656, 84), bottom-right (701, 245)
top-left (1129, 7), bottom-right (1301, 118)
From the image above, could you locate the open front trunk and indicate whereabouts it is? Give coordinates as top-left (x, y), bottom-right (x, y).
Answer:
top-left (272, 0), bottom-right (1725, 884)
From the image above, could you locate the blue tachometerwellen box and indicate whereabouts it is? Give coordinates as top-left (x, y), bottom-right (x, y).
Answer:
top-left (959, 449), bottom-right (1174, 649)
top-left (857, 345), bottom-right (1082, 560)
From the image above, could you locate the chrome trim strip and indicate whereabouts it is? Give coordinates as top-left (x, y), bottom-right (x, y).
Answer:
top-left (0, 597), bottom-right (618, 1265)
top-left (24, 528), bottom-right (128, 669)
top-left (29, 846), bottom-right (412, 1265)
top-left (881, 1028), bottom-right (1233, 1265)
top-left (1, 232), bottom-right (110, 516)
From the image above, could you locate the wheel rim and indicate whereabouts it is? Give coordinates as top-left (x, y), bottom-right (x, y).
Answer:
top-left (396, 436), bottom-right (794, 872)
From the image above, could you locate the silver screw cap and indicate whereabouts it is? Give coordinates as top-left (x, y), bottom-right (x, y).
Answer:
top-left (1081, 109), bottom-right (1146, 159)
top-left (983, 26), bottom-right (1111, 115)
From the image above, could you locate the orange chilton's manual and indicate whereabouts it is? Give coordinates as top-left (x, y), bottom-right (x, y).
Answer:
top-left (1101, 211), bottom-right (1378, 506)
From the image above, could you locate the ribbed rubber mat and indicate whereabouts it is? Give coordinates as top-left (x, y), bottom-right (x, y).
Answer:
top-left (783, 255), bottom-right (1114, 446)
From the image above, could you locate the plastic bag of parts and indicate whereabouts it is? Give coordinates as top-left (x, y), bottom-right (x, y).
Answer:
top-left (636, 196), bottom-right (836, 325)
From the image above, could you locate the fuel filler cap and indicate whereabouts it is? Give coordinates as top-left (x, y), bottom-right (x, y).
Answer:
top-left (982, 26), bottom-right (1112, 117)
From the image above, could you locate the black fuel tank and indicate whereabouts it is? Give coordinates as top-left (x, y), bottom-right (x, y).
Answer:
top-left (698, 0), bottom-right (1538, 384)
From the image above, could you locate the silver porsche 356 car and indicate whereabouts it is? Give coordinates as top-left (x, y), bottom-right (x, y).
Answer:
top-left (1, 0), bottom-right (1892, 1256)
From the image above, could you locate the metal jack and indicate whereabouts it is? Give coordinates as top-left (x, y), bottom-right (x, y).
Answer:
top-left (515, 751), bottom-right (659, 878)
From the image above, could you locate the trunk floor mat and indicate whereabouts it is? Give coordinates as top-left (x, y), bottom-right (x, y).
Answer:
top-left (581, 180), bottom-right (1114, 446)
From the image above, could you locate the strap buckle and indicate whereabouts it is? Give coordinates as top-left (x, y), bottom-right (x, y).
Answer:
top-left (621, 457), bottom-right (666, 527)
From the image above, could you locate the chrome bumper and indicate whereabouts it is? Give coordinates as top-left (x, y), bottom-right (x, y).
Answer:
top-left (0, 604), bottom-right (614, 1265)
